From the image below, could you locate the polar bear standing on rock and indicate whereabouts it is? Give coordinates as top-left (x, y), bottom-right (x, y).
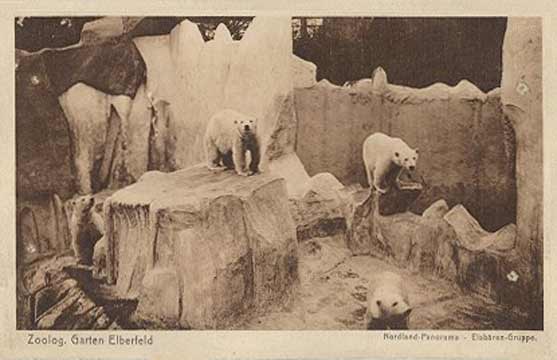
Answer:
top-left (366, 271), bottom-right (412, 330)
top-left (363, 132), bottom-right (418, 194)
top-left (204, 109), bottom-right (261, 177)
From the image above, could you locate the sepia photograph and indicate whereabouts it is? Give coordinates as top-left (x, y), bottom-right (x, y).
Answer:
top-left (14, 14), bottom-right (543, 334)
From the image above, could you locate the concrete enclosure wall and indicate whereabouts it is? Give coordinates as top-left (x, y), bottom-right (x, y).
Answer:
top-left (501, 18), bottom-right (543, 326)
top-left (294, 69), bottom-right (516, 231)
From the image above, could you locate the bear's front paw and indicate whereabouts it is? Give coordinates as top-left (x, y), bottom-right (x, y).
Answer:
top-left (237, 170), bottom-right (250, 177)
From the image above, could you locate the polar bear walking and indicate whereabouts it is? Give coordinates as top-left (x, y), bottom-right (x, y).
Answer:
top-left (204, 109), bottom-right (261, 177)
top-left (362, 132), bottom-right (419, 194)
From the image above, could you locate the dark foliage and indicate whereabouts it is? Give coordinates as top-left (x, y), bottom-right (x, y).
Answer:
top-left (16, 16), bottom-right (506, 92)
top-left (293, 17), bottom-right (507, 92)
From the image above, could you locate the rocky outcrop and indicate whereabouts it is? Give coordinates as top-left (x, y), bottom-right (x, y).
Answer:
top-left (133, 18), bottom-right (296, 171)
top-left (500, 17), bottom-right (543, 327)
top-left (58, 83), bottom-right (150, 193)
top-left (292, 54), bottom-right (317, 88)
top-left (54, 17), bottom-right (307, 197)
top-left (16, 38), bottom-right (147, 201)
top-left (17, 194), bottom-right (71, 266)
top-left (16, 54), bottom-right (75, 199)
top-left (104, 165), bottom-right (299, 329)
top-left (289, 173), bottom-right (347, 241)
top-left (344, 186), bottom-right (523, 308)
top-left (80, 17), bottom-right (144, 45)
top-left (294, 67), bottom-right (516, 232)
top-left (17, 255), bottom-right (126, 330)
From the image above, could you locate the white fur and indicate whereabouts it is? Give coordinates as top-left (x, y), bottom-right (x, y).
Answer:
top-left (68, 195), bottom-right (97, 265)
top-left (366, 271), bottom-right (411, 328)
top-left (204, 109), bottom-right (261, 176)
top-left (362, 132), bottom-right (418, 194)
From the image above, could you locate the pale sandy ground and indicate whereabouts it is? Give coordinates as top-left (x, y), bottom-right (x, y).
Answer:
top-left (234, 236), bottom-right (525, 330)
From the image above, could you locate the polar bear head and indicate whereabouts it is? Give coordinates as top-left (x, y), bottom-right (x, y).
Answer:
top-left (393, 146), bottom-right (419, 172)
top-left (234, 116), bottom-right (257, 137)
top-left (72, 195), bottom-right (95, 215)
top-left (368, 290), bottom-right (411, 319)
top-left (66, 195), bottom-right (95, 225)
top-left (366, 276), bottom-right (412, 330)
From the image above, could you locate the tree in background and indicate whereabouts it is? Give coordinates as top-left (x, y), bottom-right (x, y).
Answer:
top-left (15, 17), bottom-right (101, 51)
top-left (192, 17), bottom-right (253, 40)
top-left (15, 16), bottom-right (507, 92)
top-left (15, 16), bottom-right (254, 51)
top-left (292, 17), bottom-right (507, 92)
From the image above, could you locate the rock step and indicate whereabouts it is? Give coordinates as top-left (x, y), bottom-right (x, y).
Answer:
top-left (104, 165), bottom-right (299, 329)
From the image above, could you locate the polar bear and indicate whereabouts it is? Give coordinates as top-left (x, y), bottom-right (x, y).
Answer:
top-left (362, 132), bottom-right (418, 194)
top-left (204, 109), bottom-right (261, 177)
top-left (366, 271), bottom-right (412, 330)
top-left (66, 195), bottom-right (104, 265)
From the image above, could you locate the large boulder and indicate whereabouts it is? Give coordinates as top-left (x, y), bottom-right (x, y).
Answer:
top-left (444, 205), bottom-right (516, 253)
top-left (442, 204), bottom-right (524, 306)
top-left (17, 193), bottom-right (70, 264)
top-left (104, 165), bottom-right (299, 329)
top-left (289, 172), bottom-right (347, 242)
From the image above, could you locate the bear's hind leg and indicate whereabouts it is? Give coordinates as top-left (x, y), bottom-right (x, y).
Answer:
top-left (373, 164), bottom-right (389, 194)
top-left (222, 150), bottom-right (235, 170)
top-left (206, 140), bottom-right (224, 171)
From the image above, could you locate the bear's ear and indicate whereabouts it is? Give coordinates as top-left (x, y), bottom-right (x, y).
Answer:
top-left (394, 152), bottom-right (400, 157)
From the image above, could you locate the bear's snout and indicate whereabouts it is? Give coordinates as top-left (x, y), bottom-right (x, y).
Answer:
top-left (244, 124), bottom-right (250, 131)
top-left (409, 165), bottom-right (415, 171)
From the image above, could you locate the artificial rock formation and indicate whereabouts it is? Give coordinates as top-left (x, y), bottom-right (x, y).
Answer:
top-left (16, 54), bottom-right (75, 199)
top-left (59, 83), bottom-right (150, 193)
top-left (294, 67), bottom-right (516, 231)
top-left (289, 172), bottom-right (348, 242)
top-left (500, 17), bottom-right (543, 327)
top-left (104, 165), bottom-right (299, 329)
top-left (17, 254), bottom-right (124, 330)
top-left (133, 17), bottom-right (304, 183)
top-left (55, 17), bottom-right (307, 197)
top-left (345, 185), bottom-right (523, 310)
top-left (292, 54), bottom-right (317, 88)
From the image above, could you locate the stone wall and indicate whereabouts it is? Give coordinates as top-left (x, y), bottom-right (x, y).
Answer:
top-left (500, 17), bottom-right (543, 328)
top-left (294, 69), bottom-right (516, 231)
